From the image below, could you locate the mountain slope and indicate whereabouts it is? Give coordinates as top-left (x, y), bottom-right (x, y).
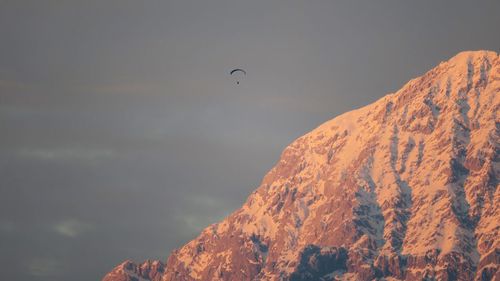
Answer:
top-left (103, 50), bottom-right (499, 281)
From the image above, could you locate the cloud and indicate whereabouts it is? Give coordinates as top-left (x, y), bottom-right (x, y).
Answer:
top-left (174, 195), bottom-right (236, 232)
top-left (53, 219), bottom-right (93, 238)
top-left (18, 148), bottom-right (114, 161)
top-left (0, 221), bottom-right (15, 233)
top-left (91, 81), bottom-right (162, 96)
top-left (0, 79), bottom-right (28, 91)
top-left (27, 257), bottom-right (61, 277)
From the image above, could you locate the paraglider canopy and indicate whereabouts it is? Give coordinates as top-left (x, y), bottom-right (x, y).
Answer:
top-left (230, 68), bottom-right (246, 84)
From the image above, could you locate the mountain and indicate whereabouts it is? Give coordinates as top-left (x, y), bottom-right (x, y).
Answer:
top-left (103, 50), bottom-right (499, 281)
top-left (103, 260), bottom-right (165, 281)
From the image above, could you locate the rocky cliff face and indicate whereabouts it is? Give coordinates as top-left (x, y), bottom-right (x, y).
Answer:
top-left (103, 50), bottom-right (499, 281)
top-left (103, 260), bottom-right (165, 281)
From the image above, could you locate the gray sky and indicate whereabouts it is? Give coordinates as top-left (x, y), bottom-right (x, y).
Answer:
top-left (0, 1), bottom-right (498, 280)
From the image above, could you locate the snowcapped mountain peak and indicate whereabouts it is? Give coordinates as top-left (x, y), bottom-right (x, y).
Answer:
top-left (103, 50), bottom-right (499, 280)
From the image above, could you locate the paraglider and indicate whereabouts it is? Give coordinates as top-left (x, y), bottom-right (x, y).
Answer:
top-left (230, 68), bottom-right (246, 85)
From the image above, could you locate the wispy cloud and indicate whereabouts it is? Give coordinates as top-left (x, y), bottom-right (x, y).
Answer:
top-left (53, 219), bottom-right (93, 238)
top-left (0, 221), bottom-right (15, 233)
top-left (0, 78), bottom-right (31, 92)
top-left (27, 257), bottom-right (60, 277)
top-left (175, 195), bottom-right (234, 232)
top-left (18, 148), bottom-right (114, 161)
top-left (92, 81), bottom-right (162, 96)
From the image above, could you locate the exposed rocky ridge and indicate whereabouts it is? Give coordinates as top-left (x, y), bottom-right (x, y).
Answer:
top-left (103, 260), bottom-right (165, 281)
top-left (103, 50), bottom-right (499, 280)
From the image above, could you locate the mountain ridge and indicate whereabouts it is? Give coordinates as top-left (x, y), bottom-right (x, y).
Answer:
top-left (103, 50), bottom-right (499, 281)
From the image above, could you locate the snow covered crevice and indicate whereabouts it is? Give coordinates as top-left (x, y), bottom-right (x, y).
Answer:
top-left (448, 89), bottom-right (473, 228)
top-left (445, 77), bottom-right (452, 97)
top-left (348, 149), bottom-right (386, 260)
top-left (466, 56), bottom-right (475, 93)
top-left (352, 178), bottom-right (385, 252)
top-left (382, 124), bottom-right (413, 255)
top-left (399, 136), bottom-right (415, 174)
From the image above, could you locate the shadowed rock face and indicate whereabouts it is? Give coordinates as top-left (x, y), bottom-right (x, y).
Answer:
top-left (103, 260), bottom-right (164, 281)
top-left (103, 50), bottom-right (500, 281)
top-left (289, 245), bottom-right (348, 281)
